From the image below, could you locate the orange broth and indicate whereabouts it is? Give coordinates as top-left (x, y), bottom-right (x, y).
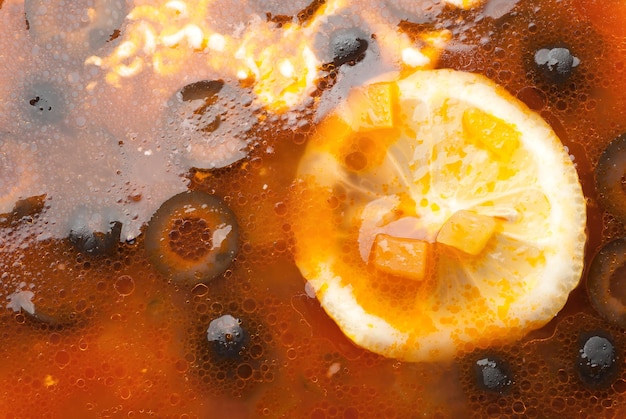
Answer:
top-left (2, 0), bottom-right (626, 417)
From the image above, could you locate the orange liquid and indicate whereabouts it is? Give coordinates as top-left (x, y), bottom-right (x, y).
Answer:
top-left (2, 0), bottom-right (626, 417)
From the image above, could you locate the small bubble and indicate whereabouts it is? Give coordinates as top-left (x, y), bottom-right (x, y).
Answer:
top-left (114, 275), bottom-right (135, 296)
top-left (55, 350), bottom-right (70, 368)
top-left (274, 202), bottom-right (287, 216)
top-left (191, 283), bottom-right (209, 297)
top-left (237, 363), bottom-right (253, 380)
top-left (242, 298), bottom-right (257, 313)
top-left (48, 333), bottom-right (61, 345)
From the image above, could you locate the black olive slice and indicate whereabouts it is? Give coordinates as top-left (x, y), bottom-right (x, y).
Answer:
top-left (533, 46), bottom-right (580, 83)
top-left (206, 314), bottom-right (249, 359)
top-left (0, 195), bottom-right (46, 228)
top-left (330, 29), bottom-right (369, 68)
top-left (176, 80), bottom-right (225, 134)
top-left (595, 133), bottom-right (626, 224)
top-left (586, 237), bottom-right (626, 328)
top-left (25, 0), bottom-right (127, 55)
top-left (576, 331), bottom-right (619, 388)
top-left (69, 220), bottom-right (122, 256)
top-left (185, 306), bottom-right (273, 398)
top-left (473, 355), bottom-right (513, 394)
top-left (166, 80), bottom-right (257, 169)
top-left (8, 264), bottom-right (96, 329)
top-left (25, 300), bottom-right (90, 329)
top-left (144, 191), bottom-right (239, 286)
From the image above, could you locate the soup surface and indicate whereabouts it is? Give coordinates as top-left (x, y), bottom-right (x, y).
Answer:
top-left (1, 0), bottom-right (626, 417)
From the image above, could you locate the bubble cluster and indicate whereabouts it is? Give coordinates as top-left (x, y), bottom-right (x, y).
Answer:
top-left (457, 313), bottom-right (626, 418)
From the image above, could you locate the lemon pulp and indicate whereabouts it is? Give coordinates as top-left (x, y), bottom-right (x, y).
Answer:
top-left (292, 69), bottom-right (587, 362)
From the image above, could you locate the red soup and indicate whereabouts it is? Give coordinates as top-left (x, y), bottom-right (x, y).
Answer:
top-left (1, 0), bottom-right (626, 417)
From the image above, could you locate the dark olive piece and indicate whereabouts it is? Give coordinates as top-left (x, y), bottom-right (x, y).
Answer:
top-left (586, 237), bottom-right (626, 328)
top-left (576, 331), bottom-right (618, 388)
top-left (534, 46), bottom-right (580, 83)
top-left (473, 356), bottom-right (512, 394)
top-left (176, 80), bottom-right (225, 133)
top-left (25, 0), bottom-right (127, 55)
top-left (0, 195), bottom-right (46, 227)
top-left (206, 314), bottom-right (249, 359)
top-left (69, 221), bottom-right (122, 256)
top-left (595, 133), bottom-right (626, 225)
top-left (330, 29), bottom-right (369, 68)
top-left (144, 191), bottom-right (239, 286)
top-left (179, 80), bottom-right (225, 103)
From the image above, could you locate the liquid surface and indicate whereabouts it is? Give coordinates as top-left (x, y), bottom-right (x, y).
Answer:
top-left (1, 0), bottom-right (626, 417)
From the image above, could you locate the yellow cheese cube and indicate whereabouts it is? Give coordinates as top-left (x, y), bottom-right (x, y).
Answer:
top-left (437, 210), bottom-right (496, 255)
top-left (370, 233), bottom-right (432, 281)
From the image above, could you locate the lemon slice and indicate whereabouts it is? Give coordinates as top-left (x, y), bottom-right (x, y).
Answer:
top-left (292, 69), bottom-right (586, 362)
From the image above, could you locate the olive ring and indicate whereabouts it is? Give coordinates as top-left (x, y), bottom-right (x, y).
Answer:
top-left (144, 191), bottom-right (239, 286)
top-left (586, 237), bottom-right (626, 329)
top-left (595, 133), bottom-right (626, 224)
